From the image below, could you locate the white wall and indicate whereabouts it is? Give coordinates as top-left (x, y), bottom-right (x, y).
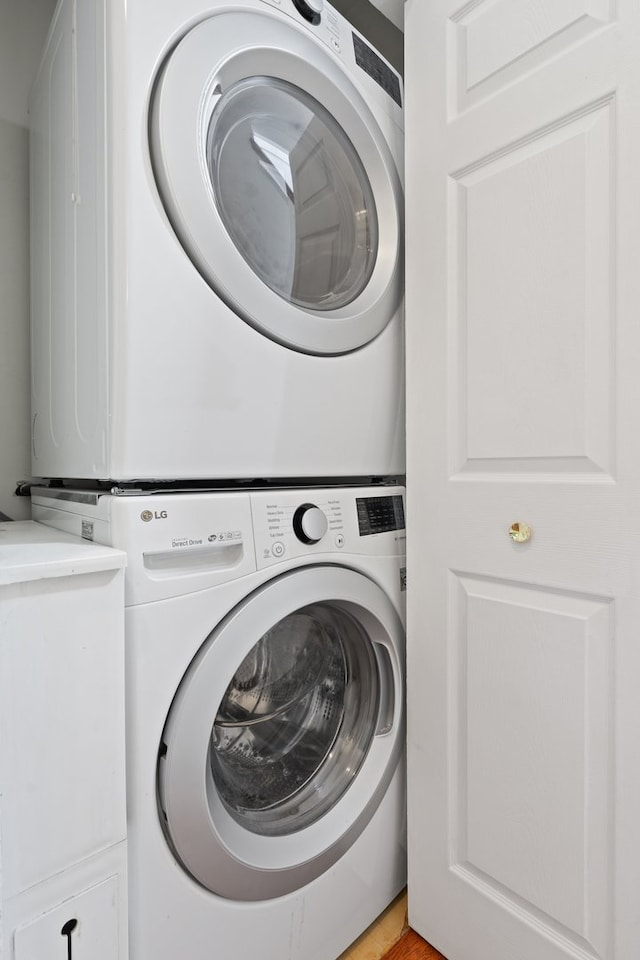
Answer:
top-left (368, 0), bottom-right (403, 31)
top-left (0, 0), bottom-right (56, 519)
top-left (0, 0), bottom-right (57, 127)
top-left (0, 119), bottom-right (31, 520)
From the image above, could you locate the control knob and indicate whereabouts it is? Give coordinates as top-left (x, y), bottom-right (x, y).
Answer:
top-left (292, 0), bottom-right (323, 26)
top-left (293, 503), bottom-right (328, 544)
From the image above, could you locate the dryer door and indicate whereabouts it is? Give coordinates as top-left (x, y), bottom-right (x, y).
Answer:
top-left (149, 10), bottom-right (403, 355)
top-left (158, 565), bottom-right (404, 900)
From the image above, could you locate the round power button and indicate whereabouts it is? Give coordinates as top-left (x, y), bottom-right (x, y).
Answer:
top-left (335, 534), bottom-right (345, 548)
top-left (272, 541), bottom-right (285, 558)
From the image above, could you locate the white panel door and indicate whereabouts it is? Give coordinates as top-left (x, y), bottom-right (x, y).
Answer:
top-left (405, 2), bottom-right (640, 959)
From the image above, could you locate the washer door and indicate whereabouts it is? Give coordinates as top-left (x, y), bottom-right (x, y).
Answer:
top-left (158, 565), bottom-right (404, 901)
top-left (150, 10), bottom-right (403, 355)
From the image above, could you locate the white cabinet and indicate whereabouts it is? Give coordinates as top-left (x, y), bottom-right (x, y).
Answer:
top-left (0, 521), bottom-right (128, 960)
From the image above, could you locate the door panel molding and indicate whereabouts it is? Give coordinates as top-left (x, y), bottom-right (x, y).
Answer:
top-left (449, 0), bottom-right (614, 116)
top-left (447, 96), bottom-right (615, 478)
top-left (448, 573), bottom-right (613, 957)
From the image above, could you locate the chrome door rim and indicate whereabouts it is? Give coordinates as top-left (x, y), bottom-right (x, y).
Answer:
top-left (157, 565), bottom-right (404, 900)
top-left (149, 10), bottom-right (403, 355)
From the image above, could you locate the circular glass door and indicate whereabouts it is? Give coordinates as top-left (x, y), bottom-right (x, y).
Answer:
top-left (150, 10), bottom-right (403, 355)
top-left (207, 77), bottom-right (378, 313)
top-left (211, 602), bottom-right (379, 836)
top-left (158, 566), bottom-right (404, 901)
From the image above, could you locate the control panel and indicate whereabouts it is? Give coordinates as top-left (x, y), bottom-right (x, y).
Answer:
top-left (251, 486), bottom-right (405, 568)
top-left (32, 486), bottom-right (406, 598)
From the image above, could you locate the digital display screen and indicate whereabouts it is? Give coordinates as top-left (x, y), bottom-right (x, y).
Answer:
top-left (356, 495), bottom-right (405, 536)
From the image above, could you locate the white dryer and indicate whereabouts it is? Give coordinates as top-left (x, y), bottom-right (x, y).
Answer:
top-left (32, 484), bottom-right (406, 960)
top-left (30, 0), bottom-right (404, 483)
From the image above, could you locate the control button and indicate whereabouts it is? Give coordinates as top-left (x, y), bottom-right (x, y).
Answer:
top-left (292, 0), bottom-right (323, 25)
top-left (293, 503), bottom-right (328, 544)
top-left (330, 37), bottom-right (341, 52)
top-left (335, 534), bottom-right (345, 548)
top-left (272, 541), bottom-right (285, 558)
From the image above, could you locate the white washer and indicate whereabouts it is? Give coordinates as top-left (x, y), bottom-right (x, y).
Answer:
top-left (32, 484), bottom-right (406, 960)
top-left (30, 0), bottom-right (404, 483)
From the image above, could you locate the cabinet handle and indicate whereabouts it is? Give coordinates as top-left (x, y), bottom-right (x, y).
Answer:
top-left (61, 918), bottom-right (78, 960)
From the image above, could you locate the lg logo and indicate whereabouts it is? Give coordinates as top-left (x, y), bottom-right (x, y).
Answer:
top-left (140, 510), bottom-right (168, 522)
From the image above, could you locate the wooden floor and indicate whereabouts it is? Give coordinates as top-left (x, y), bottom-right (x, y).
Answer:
top-left (337, 891), bottom-right (409, 960)
top-left (336, 891), bottom-right (447, 960)
top-left (382, 929), bottom-right (446, 960)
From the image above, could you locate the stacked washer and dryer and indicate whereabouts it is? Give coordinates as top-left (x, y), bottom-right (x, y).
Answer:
top-left (30, 1), bottom-right (406, 959)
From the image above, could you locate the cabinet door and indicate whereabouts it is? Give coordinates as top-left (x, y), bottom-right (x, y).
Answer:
top-left (13, 878), bottom-right (121, 960)
top-left (405, 2), bottom-right (640, 958)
